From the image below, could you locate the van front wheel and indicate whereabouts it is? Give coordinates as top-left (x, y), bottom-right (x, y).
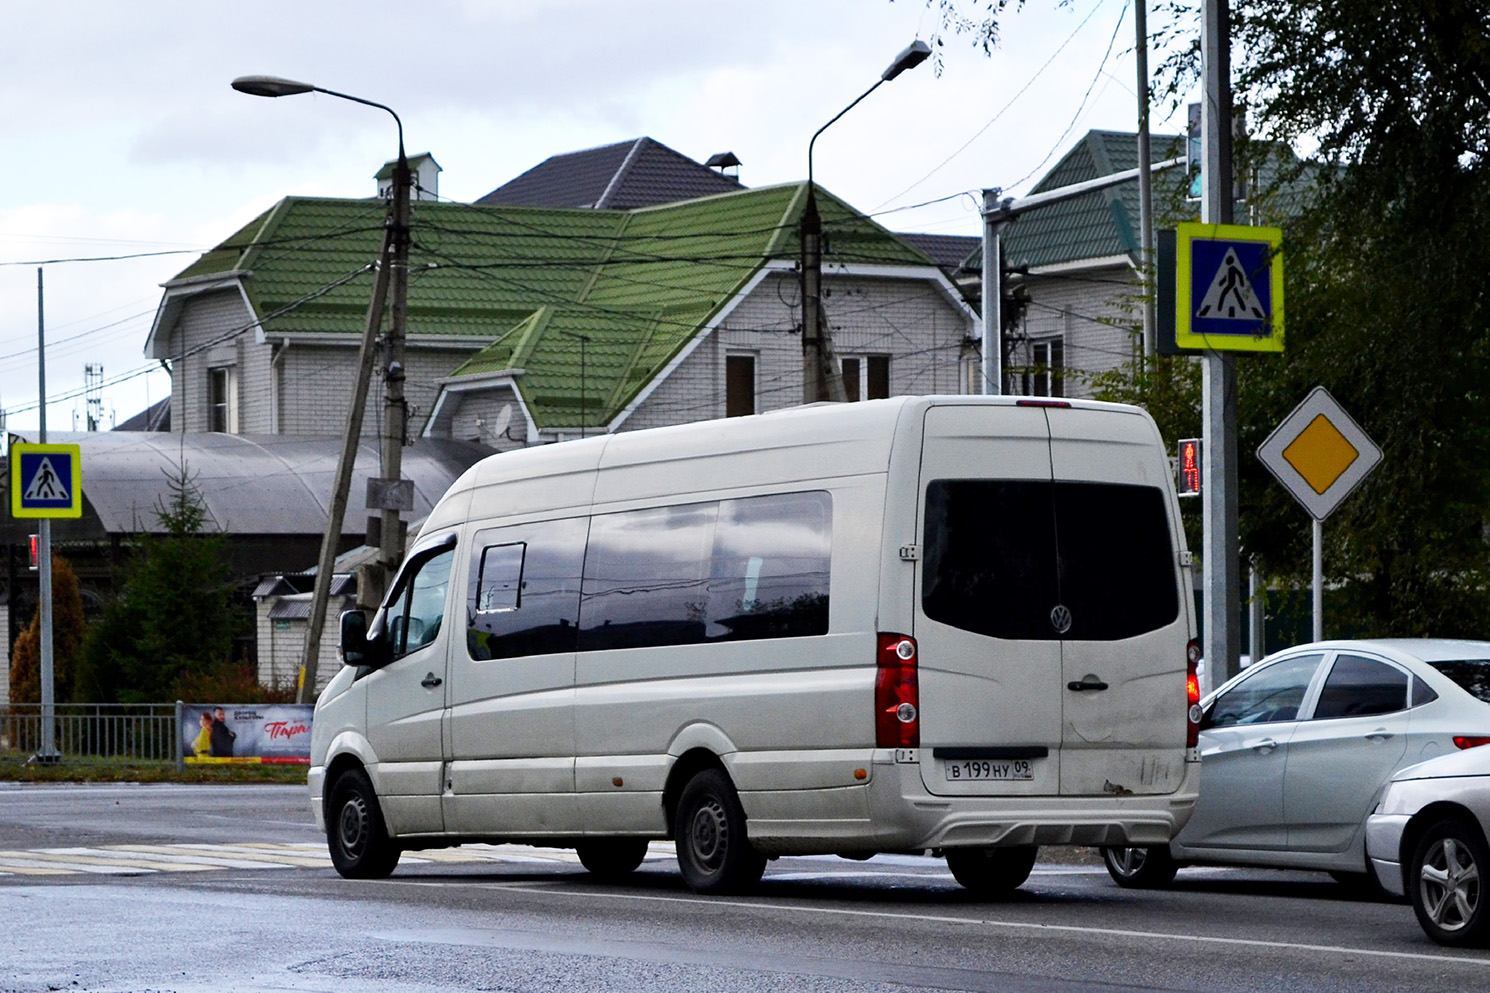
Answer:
top-left (327, 767), bottom-right (400, 879)
top-left (674, 769), bottom-right (766, 894)
top-left (577, 838), bottom-right (650, 880)
top-left (946, 845), bottom-right (1038, 896)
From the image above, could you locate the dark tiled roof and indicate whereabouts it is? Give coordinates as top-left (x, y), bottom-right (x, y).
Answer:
top-left (897, 233), bottom-right (981, 272)
top-left (476, 137), bottom-right (744, 209)
top-left (113, 396), bottom-right (171, 432)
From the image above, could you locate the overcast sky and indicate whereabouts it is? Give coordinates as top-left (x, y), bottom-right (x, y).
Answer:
top-left (0, 0), bottom-right (1196, 434)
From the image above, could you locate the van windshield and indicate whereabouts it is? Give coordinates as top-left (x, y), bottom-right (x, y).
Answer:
top-left (922, 480), bottom-right (1178, 641)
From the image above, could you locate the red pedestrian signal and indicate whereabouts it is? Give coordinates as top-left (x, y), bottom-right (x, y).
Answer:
top-left (1177, 439), bottom-right (1202, 497)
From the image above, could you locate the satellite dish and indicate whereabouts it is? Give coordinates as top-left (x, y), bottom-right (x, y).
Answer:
top-left (489, 403), bottom-right (513, 443)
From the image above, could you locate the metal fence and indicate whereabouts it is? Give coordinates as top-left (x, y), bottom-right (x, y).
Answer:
top-left (0, 703), bottom-right (178, 763)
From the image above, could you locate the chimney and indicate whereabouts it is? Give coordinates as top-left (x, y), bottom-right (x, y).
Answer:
top-left (705, 151), bottom-right (741, 180)
top-left (376, 152), bottom-right (442, 201)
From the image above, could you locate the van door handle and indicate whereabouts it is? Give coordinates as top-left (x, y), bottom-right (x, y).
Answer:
top-left (1252, 737), bottom-right (1278, 753)
top-left (1067, 677), bottom-right (1109, 692)
top-left (421, 673), bottom-right (443, 689)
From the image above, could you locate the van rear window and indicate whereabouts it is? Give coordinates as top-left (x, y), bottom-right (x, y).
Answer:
top-left (922, 480), bottom-right (1178, 641)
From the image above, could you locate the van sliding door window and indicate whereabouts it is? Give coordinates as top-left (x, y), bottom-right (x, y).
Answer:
top-left (579, 491), bottom-right (832, 652)
top-left (466, 518), bottom-right (586, 660)
top-left (922, 480), bottom-right (1176, 641)
top-left (708, 491), bottom-right (831, 641)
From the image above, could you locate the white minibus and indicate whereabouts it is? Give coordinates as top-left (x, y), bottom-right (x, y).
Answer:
top-left (310, 396), bottom-right (1202, 894)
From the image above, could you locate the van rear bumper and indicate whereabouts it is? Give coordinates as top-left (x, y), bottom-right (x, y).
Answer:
top-left (871, 752), bottom-right (1200, 851)
top-left (745, 750), bottom-right (1199, 855)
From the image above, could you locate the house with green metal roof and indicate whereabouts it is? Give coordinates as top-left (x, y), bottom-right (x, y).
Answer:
top-left (146, 176), bottom-right (977, 451)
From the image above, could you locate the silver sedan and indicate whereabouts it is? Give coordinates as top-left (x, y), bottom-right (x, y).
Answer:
top-left (1367, 746), bottom-right (1490, 946)
top-left (1101, 639), bottom-right (1490, 891)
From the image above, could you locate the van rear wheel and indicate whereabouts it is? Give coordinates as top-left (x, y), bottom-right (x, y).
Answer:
top-left (946, 845), bottom-right (1038, 896)
top-left (674, 769), bottom-right (766, 894)
top-left (577, 838), bottom-right (650, 880)
top-left (327, 767), bottom-right (400, 879)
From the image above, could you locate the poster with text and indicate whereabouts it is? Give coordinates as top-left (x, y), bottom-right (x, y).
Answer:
top-left (180, 704), bottom-right (313, 765)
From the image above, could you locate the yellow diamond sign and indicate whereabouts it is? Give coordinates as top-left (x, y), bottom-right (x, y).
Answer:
top-left (1258, 388), bottom-right (1381, 520)
top-left (1281, 415), bottom-right (1359, 495)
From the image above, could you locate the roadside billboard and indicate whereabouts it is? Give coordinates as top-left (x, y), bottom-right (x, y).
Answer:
top-left (179, 704), bottom-right (313, 765)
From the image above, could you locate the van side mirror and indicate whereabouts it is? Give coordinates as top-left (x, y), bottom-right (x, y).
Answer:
top-left (340, 610), bottom-right (370, 667)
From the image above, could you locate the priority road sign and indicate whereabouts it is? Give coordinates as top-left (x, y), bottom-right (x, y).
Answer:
top-left (1175, 221), bottom-right (1284, 353)
top-left (1257, 388), bottom-right (1381, 521)
top-left (10, 443), bottom-right (83, 519)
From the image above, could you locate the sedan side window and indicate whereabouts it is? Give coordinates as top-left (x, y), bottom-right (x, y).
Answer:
top-left (1311, 654), bottom-right (1409, 720)
top-left (1205, 655), bottom-right (1323, 729)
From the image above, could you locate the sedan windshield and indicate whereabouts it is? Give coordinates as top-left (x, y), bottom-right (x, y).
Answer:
top-left (1427, 660), bottom-right (1490, 703)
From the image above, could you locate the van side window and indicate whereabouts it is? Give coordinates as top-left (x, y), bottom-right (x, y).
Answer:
top-left (466, 518), bottom-right (587, 661)
top-left (579, 491), bottom-right (832, 652)
top-left (709, 491), bottom-right (832, 641)
top-left (922, 480), bottom-right (1177, 641)
top-left (387, 548), bottom-right (454, 661)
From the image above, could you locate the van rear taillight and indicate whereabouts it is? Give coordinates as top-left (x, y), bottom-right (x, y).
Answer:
top-left (876, 633), bottom-right (919, 748)
top-left (1453, 736), bottom-right (1490, 750)
top-left (1186, 639), bottom-right (1202, 749)
top-left (1014, 399), bottom-right (1072, 408)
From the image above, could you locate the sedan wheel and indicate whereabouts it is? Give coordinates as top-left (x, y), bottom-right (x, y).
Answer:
top-left (1101, 845), bottom-right (1177, 888)
top-left (1410, 819), bottom-right (1489, 947)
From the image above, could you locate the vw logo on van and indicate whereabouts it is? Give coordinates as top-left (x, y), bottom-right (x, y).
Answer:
top-left (1049, 604), bottom-right (1073, 634)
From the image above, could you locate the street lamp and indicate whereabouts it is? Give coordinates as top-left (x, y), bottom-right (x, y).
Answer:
top-left (800, 40), bottom-right (931, 404)
top-left (232, 75), bottom-right (412, 703)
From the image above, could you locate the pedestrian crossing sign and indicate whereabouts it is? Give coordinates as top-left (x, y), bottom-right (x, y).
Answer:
top-left (1175, 221), bottom-right (1284, 353)
top-left (10, 443), bottom-right (83, 518)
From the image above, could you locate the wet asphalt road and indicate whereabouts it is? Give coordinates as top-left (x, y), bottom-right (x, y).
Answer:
top-left (1, 782), bottom-right (1487, 993)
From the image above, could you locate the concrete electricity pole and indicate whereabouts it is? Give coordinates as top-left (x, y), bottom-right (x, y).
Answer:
top-left (231, 75), bottom-right (412, 702)
top-left (1199, 0), bottom-right (1243, 687)
top-left (802, 40), bottom-right (930, 404)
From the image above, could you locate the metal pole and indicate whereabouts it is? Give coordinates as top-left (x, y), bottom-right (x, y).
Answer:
top-left (36, 268), bottom-right (57, 761)
top-left (980, 190), bottom-right (1003, 395)
top-left (1312, 519), bottom-right (1323, 641)
top-left (297, 232), bottom-right (394, 704)
top-left (379, 153), bottom-right (411, 575)
top-left (1201, 0), bottom-right (1241, 688)
top-left (1135, 0), bottom-right (1156, 358)
top-left (1249, 559), bottom-right (1265, 664)
top-left (175, 699), bottom-right (184, 773)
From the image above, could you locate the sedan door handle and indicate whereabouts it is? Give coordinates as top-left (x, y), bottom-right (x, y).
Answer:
top-left (421, 673), bottom-right (443, 689)
top-left (1365, 729), bottom-right (1394, 741)
top-left (1067, 677), bottom-right (1110, 692)
top-left (1252, 737), bottom-right (1279, 753)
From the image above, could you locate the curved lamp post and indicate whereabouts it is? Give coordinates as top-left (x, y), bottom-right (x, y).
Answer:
top-left (232, 75), bottom-right (411, 703)
top-left (801, 41), bottom-right (930, 404)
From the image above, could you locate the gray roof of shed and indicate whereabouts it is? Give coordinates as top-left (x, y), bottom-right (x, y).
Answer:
top-left (475, 137), bottom-right (744, 209)
top-left (2, 432), bottom-right (489, 538)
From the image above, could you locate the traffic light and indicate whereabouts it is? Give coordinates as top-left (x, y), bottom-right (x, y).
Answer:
top-left (1177, 439), bottom-right (1202, 497)
top-left (29, 533), bottom-right (39, 570)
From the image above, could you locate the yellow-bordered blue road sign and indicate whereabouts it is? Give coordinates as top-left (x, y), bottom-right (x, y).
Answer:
top-left (11, 443), bottom-right (83, 519)
top-left (1176, 221), bottom-right (1284, 353)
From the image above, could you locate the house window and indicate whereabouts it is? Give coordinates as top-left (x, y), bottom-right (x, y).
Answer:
top-left (1022, 338), bottom-right (1064, 398)
top-left (841, 355), bottom-right (890, 402)
top-left (208, 366), bottom-right (238, 433)
top-left (726, 354), bottom-right (756, 417)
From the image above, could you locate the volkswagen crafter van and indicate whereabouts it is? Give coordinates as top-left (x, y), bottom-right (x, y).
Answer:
top-left (311, 396), bottom-right (1202, 895)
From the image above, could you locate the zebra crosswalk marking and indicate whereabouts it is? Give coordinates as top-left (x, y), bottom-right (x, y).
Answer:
top-left (108, 844), bottom-right (323, 868)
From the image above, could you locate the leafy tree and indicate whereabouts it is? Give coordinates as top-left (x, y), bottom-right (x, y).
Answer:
top-left (80, 463), bottom-right (241, 702)
top-left (8, 555), bottom-right (86, 705)
top-left (929, 0), bottom-right (1490, 637)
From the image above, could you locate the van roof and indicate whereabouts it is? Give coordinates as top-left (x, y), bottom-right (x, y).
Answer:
top-left (441, 395), bottom-right (1148, 504)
